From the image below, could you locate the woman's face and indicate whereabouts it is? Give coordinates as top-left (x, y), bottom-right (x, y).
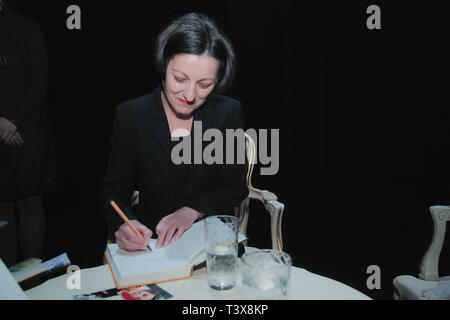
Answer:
top-left (163, 53), bottom-right (219, 117)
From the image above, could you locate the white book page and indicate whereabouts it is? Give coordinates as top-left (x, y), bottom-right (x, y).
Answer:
top-left (108, 241), bottom-right (188, 279)
top-left (170, 220), bottom-right (206, 263)
top-left (169, 219), bottom-right (248, 264)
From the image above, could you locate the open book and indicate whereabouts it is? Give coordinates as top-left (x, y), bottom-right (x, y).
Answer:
top-left (105, 219), bottom-right (246, 289)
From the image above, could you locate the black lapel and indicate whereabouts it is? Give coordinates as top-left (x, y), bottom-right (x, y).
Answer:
top-left (191, 96), bottom-right (214, 165)
top-left (145, 86), bottom-right (172, 159)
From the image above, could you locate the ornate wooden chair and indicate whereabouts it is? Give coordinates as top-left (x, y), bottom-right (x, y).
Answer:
top-left (234, 133), bottom-right (284, 251)
top-left (393, 205), bottom-right (450, 299)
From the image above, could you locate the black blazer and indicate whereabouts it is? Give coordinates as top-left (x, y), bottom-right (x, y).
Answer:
top-left (100, 85), bottom-right (249, 234)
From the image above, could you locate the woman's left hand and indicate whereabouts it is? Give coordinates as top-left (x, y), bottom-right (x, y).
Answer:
top-left (155, 207), bottom-right (202, 249)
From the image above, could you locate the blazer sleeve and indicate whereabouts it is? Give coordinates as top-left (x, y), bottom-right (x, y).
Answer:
top-left (4, 21), bottom-right (48, 127)
top-left (184, 102), bottom-right (249, 216)
top-left (99, 104), bottom-right (138, 232)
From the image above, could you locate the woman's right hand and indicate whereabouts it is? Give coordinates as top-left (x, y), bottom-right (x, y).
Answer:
top-left (114, 220), bottom-right (153, 252)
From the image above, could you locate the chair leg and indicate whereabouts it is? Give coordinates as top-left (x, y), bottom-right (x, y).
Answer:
top-left (237, 198), bottom-right (250, 247)
top-left (267, 200), bottom-right (284, 251)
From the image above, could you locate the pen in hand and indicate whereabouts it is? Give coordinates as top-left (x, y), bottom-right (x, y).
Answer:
top-left (110, 200), bottom-right (152, 251)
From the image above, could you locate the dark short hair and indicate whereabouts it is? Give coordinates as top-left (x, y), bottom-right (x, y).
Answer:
top-left (155, 13), bottom-right (236, 94)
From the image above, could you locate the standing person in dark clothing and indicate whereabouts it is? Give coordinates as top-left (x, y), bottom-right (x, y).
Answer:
top-left (0, 0), bottom-right (57, 266)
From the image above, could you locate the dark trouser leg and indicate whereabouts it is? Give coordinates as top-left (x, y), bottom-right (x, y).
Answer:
top-left (0, 200), bottom-right (18, 267)
top-left (16, 196), bottom-right (45, 260)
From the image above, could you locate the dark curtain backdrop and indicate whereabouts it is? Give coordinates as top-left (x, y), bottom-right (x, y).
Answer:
top-left (7, 0), bottom-right (449, 299)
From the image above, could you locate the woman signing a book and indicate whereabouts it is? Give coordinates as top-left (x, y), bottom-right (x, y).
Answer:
top-left (99, 13), bottom-right (248, 252)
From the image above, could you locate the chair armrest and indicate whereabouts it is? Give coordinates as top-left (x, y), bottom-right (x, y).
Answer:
top-left (237, 186), bottom-right (285, 251)
top-left (419, 205), bottom-right (450, 281)
top-left (248, 187), bottom-right (277, 202)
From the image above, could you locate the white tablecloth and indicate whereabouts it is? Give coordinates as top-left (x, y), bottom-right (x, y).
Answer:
top-left (25, 263), bottom-right (371, 300)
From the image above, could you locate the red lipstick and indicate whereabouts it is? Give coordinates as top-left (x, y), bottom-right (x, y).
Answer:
top-left (177, 98), bottom-right (193, 106)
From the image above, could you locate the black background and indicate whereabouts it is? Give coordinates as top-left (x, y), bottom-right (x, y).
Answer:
top-left (7, 0), bottom-right (449, 300)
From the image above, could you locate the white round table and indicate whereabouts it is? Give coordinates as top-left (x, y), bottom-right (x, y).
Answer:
top-left (161, 264), bottom-right (371, 300)
top-left (25, 261), bottom-right (371, 300)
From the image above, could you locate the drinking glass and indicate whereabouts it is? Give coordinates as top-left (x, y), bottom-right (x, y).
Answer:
top-left (241, 249), bottom-right (292, 299)
top-left (204, 215), bottom-right (238, 290)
